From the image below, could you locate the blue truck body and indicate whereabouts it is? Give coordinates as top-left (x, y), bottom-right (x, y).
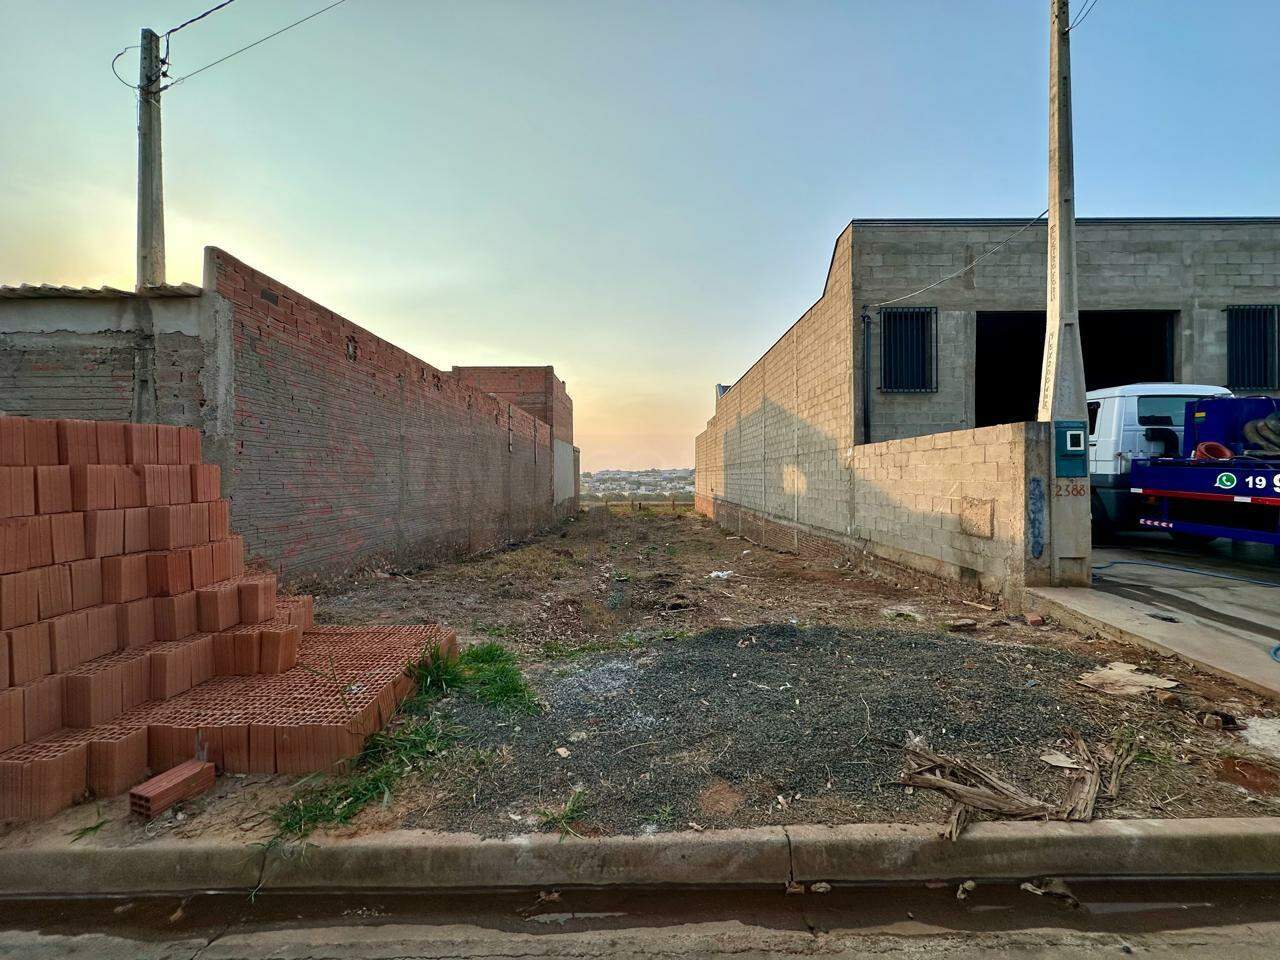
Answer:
top-left (1129, 396), bottom-right (1280, 546)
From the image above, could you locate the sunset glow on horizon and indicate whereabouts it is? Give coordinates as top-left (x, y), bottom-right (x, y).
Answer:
top-left (5, 1), bottom-right (1278, 471)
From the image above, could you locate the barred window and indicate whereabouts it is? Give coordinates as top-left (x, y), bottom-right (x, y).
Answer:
top-left (1227, 305), bottom-right (1279, 390)
top-left (879, 306), bottom-right (937, 392)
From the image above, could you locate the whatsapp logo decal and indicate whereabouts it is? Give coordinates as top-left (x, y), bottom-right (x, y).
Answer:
top-left (1214, 472), bottom-right (1237, 490)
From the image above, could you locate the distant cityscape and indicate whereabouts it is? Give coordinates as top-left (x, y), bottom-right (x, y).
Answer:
top-left (581, 467), bottom-right (694, 500)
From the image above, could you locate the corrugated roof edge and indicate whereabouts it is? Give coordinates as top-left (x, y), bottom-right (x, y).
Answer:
top-left (0, 282), bottom-right (202, 300)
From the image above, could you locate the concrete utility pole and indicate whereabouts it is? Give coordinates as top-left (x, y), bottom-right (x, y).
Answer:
top-left (137, 28), bottom-right (166, 289)
top-left (1039, 0), bottom-right (1091, 585)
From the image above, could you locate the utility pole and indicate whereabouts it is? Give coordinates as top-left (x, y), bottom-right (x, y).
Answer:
top-left (137, 28), bottom-right (166, 289)
top-left (1039, 0), bottom-right (1091, 585)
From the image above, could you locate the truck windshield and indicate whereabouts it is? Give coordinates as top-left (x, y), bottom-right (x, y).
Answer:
top-left (1136, 396), bottom-right (1198, 427)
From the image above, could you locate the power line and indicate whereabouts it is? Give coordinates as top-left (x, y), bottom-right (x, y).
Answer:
top-left (111, 45), bottom-right (140, 90)
top-left (160, 0), bottom-right (352, 90)
top-left (1068, 0), bottom-right (1102, 32)
top-left (163, 0), bottom-right (240, 65)
top-left (164, 0), bottom-right (239, 39)
top-left (871, 210), bottom-right (1050, 308)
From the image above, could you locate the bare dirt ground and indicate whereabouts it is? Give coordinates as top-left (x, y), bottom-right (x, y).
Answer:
top-left (311, 505), bottom-right (1280, 838)
top-left (8, 505), bottom-right (1279, 848)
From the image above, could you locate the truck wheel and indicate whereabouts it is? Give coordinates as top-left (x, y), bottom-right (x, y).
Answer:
top-left (1170, 532), bottom-right (1218, 548)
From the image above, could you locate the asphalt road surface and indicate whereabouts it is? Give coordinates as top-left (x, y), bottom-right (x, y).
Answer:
top-left (1, 880), bottom-right (1279, 959)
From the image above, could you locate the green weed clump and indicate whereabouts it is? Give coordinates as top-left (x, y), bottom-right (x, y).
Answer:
top-left (270, 641), bottom-right (536, 842)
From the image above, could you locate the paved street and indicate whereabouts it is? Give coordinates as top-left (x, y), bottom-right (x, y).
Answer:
top-left (2, 882), bottom-right (1278, 959)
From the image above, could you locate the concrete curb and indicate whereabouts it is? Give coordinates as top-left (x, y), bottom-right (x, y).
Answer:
top-left (1, 817), bottom-right (1279, 896)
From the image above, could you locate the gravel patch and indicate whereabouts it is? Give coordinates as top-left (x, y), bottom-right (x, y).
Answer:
top-left (426, 623), bottom-right (1100, 835)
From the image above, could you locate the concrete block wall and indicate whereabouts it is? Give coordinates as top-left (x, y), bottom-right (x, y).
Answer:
top-left (852, 218), bottom-right (1280, 441)
top-left (849, 422), bottom-right (1051, 597)
top-left (695, 225), bottom-right (855, 540)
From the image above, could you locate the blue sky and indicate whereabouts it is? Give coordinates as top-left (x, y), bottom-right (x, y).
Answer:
top-left (3, 1), bottom-right (1277, 469)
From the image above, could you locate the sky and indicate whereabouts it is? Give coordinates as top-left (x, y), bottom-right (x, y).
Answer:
top-left (3, 1), bottom-right (1278, 471)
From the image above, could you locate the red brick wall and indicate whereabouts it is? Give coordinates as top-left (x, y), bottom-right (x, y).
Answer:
top-left (452, 366), bottom-right (573, 446)
top-left (211, 250), bottom-right (556, 576)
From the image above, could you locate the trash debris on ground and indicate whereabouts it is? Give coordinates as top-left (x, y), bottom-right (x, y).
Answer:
top-left (955, 879), bottom-right (977, 900)
top-left (900, 731), bottom-right (1106, 839)
top-left (1020, 878), bottom-right (1080, 909)
top-left (1077, 662), bottom-right (1178, 697)
top-left (1104, 735), bottom-right (1138, 801)
top-left (1060, 733), bottom-right (1101, 822)
top-left (707, 570), bottom-right (734, 579)
top-left (898, 737), bottom-right (1058, 840)
top-left (947, 618), bottom-right (978, 632)
top-left (1196, 709), bottom-right (1245, 731)
top-left (1039, 751), bottom-right (1086, 770)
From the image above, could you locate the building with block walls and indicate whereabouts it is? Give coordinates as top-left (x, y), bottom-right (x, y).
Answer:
top-left (695, 217), bottom-right (1280, 599)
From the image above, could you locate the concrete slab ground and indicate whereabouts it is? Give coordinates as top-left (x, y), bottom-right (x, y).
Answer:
top-left (1028, 535), bottom-right (1280, 700)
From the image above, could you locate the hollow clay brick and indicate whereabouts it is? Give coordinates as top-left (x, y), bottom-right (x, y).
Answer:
top-left (22, 419), bottom-right (60, 466)
top-left (95, 421), bottom-right (127, 465)
top-left (57, 420), bottom-right (99, 466)
top-left (124, 423), bottom-right (158, 465)
top-left (155, 425), bottom-right (180, 466)
top-left (84, 508), bottom-right (125, 558)
top-left (34, 466), bottom-right (72, 515)
top-left (0, 419), bottom-right (25, 466)
top-left (69, 557), bottom-right (103, 610)
top-left (70, 465), bottom-right (115, 512)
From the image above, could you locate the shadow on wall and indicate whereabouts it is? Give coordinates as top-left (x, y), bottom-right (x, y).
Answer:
top-left (698, 400), bottom-right (1051, 598)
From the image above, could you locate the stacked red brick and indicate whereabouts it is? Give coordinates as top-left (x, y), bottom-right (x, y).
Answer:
top-left (0, 416), bottom-right (455, 821)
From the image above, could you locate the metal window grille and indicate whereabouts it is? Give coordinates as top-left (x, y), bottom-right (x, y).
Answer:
top-left (1226, 305), bottom-right (1279, 390)
top-left (879, 306), bottom-right (938, 392)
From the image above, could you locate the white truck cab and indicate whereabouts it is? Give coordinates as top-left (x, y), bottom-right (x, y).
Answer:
top-left (1086, 382), bottom-right (1230, 535)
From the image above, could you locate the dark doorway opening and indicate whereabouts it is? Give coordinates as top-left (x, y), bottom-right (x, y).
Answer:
top-left (974, 310), bottom-right (1177, 428)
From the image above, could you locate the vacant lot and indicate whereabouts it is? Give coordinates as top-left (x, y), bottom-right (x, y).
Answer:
top-left (11, 505), bottom-right (1279, 848)
top-left (305, 505), bottom-right (1280, 838)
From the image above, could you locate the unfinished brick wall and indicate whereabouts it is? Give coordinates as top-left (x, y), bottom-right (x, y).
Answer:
top-left (451, 366), bottom-right (574, 446)
top-left (0, 294), bottom-right (211, 434)
top-left (212, 250), bottom-right (557, 574)
top-left (1, 254), bottom-right (573, 579)
top-left (0, 336), bottom-right (135, 421)
top-left (451, 365), bottom-right (577, 517)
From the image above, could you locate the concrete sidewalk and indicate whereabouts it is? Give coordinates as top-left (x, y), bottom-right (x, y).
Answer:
top-left (1029, 541), bottom-right (1280, 700)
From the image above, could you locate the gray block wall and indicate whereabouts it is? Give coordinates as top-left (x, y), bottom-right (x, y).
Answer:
top-left (851, 218), bottom-right (1280, 441)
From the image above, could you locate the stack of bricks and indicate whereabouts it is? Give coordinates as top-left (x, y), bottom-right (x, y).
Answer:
top-left (0, 417), bottom-right (456, 821)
